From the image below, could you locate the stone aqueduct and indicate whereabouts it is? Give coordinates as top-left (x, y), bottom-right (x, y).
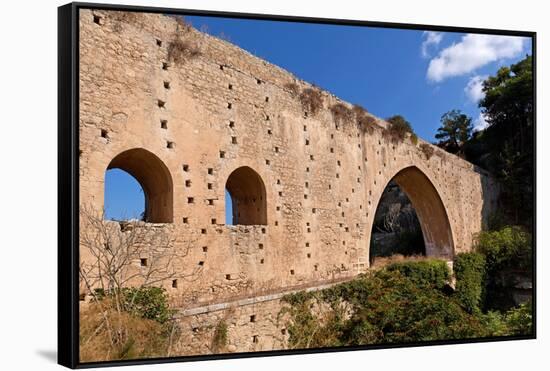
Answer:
top-left (79, 10), bottom-right (499, 353)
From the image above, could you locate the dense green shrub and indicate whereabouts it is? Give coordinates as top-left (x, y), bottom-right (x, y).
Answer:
top-left (505, 300), bottom-right (533, 335)
top-left (281, 259), bottom-right (533, 349)
top-left (121, 287), bottom-right (174, 324)
top-left (454, 253), bottom-right (486, 313)
top-left (385, 259), bottom-right (450, 289)
top-left (93, 286), bottom-right (173, 324)
top-left (475, 226), bottom-right (532, 273)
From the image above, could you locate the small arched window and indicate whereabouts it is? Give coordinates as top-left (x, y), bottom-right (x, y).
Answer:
top-left (225, 166), bottom-right (267, 225)
top-left (105, 148), bottom-right (173, 223)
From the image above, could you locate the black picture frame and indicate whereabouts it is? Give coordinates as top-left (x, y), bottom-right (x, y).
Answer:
top-left (58, 2), bottom-right (536, 368)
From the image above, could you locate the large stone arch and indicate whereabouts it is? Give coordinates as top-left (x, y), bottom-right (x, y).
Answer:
top-left (373, 165), bottom-right (454, 259)
top-left (106, 148), bottom-right (173, 223)
top-left (225, 166), bottom-right (267, 225)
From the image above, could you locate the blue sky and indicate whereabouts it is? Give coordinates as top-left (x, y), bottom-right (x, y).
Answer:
top-left (104, 16), bottom-right (532, 221)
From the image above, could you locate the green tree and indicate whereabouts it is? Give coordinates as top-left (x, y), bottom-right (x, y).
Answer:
top-left (463, 55), bottom-right (533, 226)
top-left (435, 110), bottom-right (472, 154)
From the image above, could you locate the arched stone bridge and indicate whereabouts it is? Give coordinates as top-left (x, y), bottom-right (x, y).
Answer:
top-left (79, 9), bottom-right (499, 308)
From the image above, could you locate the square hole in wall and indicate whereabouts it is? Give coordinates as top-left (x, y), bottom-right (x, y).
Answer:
top-left (265, 115), bottom-right (270, 121)
top-left (229, 121), bottom-right (235, 128)
top-left (219, 151), bottom-right (225, 158)
top-left (305, 182), bottom-right (309, 188)
top-left (267, 129), bottom-right (272, 135)
top-left (207, 183), bottom-right (213, 190)
top-left (281, 328), bottom-right (286, 335)
top-left (330, 148), bottom-right (334, 153)
top-left (310, 155), bottom-right (314, 160)
top-left (265, 96), bottom-right (269, 102)
top-left (227, 102), bottom-right (232, 109)
top-left (278, 191), bottom-right (283, 197)
top-left (304, 194), bottom-right (308, 199)
top-left (314, 264), bottom-right (318, 271)
top-left (250, 315), bottom-right (256, 322)
top-left (183, 164), bottom-right (189, 172)
top-left (207, 168), bottom-right (213, 175)
top-left (228, 83), bottom-right (233, 90)
top-left (336, 173), bottom-right (340, 178)
top-left (275, 221), bottom-right (279, 226)
top-left (231, 136), bottom-right (238, 144)
top-left (140, 258), bottom-right (148, 267)
top-left (201, 246), bottom-right (208, 253)
top-left (93, 14), bottom-right (102, 25)
top-left (328, 184), bottom-right (332, 190)
top-left (160, 119), bottom-right (168, 129)
top-left (198, 261), bottom-right (204, 266)
top-left (225, 274), bottom-right (231, 280)
top-left (183, 217), bottom-right (188, 224)
top-left (312, 208), bottom-right (316, 213)
top-left (252, 335), bottom-right (259, 343)
top-left (185, 180), bottom-right (191, 187)
top-left (257, 79), bottom-right (262, 84)
top-left (163, 81), bottom-right (170, 89)
top-left (258, 243), bottom-right (264, 249)
top-left (274, 147), bottom-right (279, 153)
top-left (157, 99), bottom-right (166, 108)
top-left (277, 179), bottom-right (281, 185)
top-left (188, 197), bottom-right (194, 204)
top-left (211, 218), bottom-right (217, 225)
top-left (265, 159), bottom-right (270, 165)
top-left (260, 258), bottom-right (265, 264)
top-left (261, 227), bottom-right (266, 234)
top-left (208, 199), bottom-right (214, 205)
top-left (304, 125), bottom-right (307, 131)
top-left (172, 279), bottom-right (178, 288)
top-left (305, 242), bottom-right (310, 247)
top-left (201, 228), bottom-right (207, 234)
top-left (305, 139), bottom-right (310, 145)
top-left (276, 206), bottom-right (280, 211)
top-left (167, 141), bottom-right (175, 149)
top-left (290, 269), bottom-right (295, 275)
top-left (100, 129), bottom-right (108, 139)
top-left (307, 253), bottom-right (311, 258)
top-left (307, 227), bottom-right (311, 233)
top-left (306, 167), bottom-right (310, 172)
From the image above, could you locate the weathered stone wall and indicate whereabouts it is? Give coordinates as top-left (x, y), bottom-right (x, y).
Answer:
top-left (78, 9), bottom-right (499, 308)
top-left (173, 294), bottom-right (290, 356)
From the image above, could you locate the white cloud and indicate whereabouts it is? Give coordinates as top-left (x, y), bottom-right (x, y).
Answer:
top-left (427, 34), bottom-right (526, 82)
top-left (464, 75), bottom-right (487, 103)
top-left (421, 31), bottom-right (443, 58)
top-left (473, 112), bottom-right (489, 132)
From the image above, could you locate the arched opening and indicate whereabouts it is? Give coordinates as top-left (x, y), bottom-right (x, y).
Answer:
top-left (104, 168), bottom-right (145, 221)
top-left (105, 148), bottom-right (173, 223)
top-left (225, 166), bottom-right (267, 225)
top-left (370, 180), bottom-right (425, 263)
top-left (370, 166), bottom-right (453, 264)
